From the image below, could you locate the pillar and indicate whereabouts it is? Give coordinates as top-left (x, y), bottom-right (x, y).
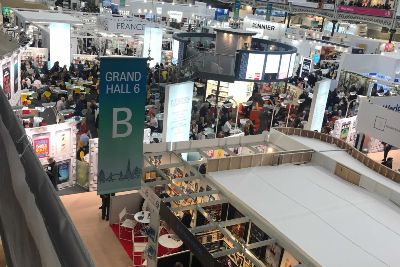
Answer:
top-left (389, 29), bottom-right (396, 43)
top-left (331, 20), bottom-right (337, 37)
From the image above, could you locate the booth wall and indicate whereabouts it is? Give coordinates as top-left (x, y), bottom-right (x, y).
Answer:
top-left (109, 192), bottom-right (143, 224)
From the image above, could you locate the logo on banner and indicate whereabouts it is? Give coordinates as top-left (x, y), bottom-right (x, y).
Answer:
top-left (34, 138), bottom-right (50, 158)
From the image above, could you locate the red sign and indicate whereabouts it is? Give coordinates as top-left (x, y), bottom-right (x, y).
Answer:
top-left (33, 138), bottom-right (50, 158)
top-left (337, 5), bottom-right (393, 17)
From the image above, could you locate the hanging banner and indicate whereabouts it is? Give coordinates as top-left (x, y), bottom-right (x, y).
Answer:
top-left (265, 3), bottom-right (272, 21)
top-left (163, 81), bottom-right (194, 143)
top-left (2, 61), bottom-right (11, 100)
top-left (98, 57), bottom-right (147, 194)
top-left (233, 0), bottom-right (240, 21)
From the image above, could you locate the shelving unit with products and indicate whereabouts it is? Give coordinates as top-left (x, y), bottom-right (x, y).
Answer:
top-left (206, 80), bottom-right (230, 103)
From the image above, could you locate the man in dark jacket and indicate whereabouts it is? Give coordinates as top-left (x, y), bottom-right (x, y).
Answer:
top-left (46, 157), bottom-right (58, 190)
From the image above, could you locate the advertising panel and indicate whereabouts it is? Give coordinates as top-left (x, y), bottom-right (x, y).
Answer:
top-left (76, 160), bottom-right (89, 188)
top-left (288, 53), bottom-right (297, 78)
top-left (264, 54), bottom-right (281, 80)
top-left (278, 54), bottom-right (291, 79)
top-left (172, 40), bottom-right (180, 65)
top-left (214, 8), bottom-right (229, 22)
top-left (33, 136), bottom-right (50, 158)
top-left (337, 5), bottom-right (393, 18)
top-left (98, 57), bottom-right (147, 194)
top-left (245, 53), bottom-right (265, 80)
top-left (2, 61), bottom-right (11, 100)
top-left (49, 23), bottom-right (71, 68)
top-left (306, 79), bottom-right (331, 131)
top-left (58, 160), bottom-right (70, 184)
top-left (331, 116), bottom-right (358, 145)
top-left (356, 99), bottom-right (400, 147)
top-left (143, 28), bottom-right (163, 68)
top-left (163, 82), bottom-right (194, 143)
top-left (56, 129), bottom-right (71, 158)
top-left (300, 57), bottom-right (311, 78)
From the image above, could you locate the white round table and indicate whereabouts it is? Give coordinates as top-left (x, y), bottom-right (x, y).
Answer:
top-left (134, 211), bottom-right (151, 224)
top-left (158, 234), bottom-right (183, 249)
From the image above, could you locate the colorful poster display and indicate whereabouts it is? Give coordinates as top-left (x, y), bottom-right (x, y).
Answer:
top-left (33, 137), bottom-right (50, 158)
top-left (2, 61), bottom-right (11, 100)
top-left (98, 57), bottom-right (147, 194)
top-left (337, 5), bottom-right (393, 18)
top-left (331, 116), bottom-right (357, 145)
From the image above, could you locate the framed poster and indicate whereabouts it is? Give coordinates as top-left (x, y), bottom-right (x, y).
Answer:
top-left (32, 135), bottom-right (50, 158)
top-left (58, 160), bottom-right (70, 184)
top-left (56, 129), bottom-right (71, 157)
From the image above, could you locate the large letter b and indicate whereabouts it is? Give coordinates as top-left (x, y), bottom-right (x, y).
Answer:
top-left (112, 108), bottom-right (132, 138)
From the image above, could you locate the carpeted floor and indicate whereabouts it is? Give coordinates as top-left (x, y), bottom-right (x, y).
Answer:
top-left (368, 148), bottom-right (400, 172)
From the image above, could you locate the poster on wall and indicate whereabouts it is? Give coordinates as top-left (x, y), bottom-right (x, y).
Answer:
top-left (331, 116), bottom-right (357, 145)
top-left (32, 135), bottom-right (50, 158)
top-left (163, 81), bottom-right (194, 142)
top-left (98, 57), bottom-right (147, 194)
top-left (2, 62), bottom-right (11, 100)
top-left (245, 53), bottom-right (265, 80)
top-left (56, 129), bottom-right (71, 158)
top-left (58, 160), bottom-right (70, 184)
top-left (279, 250), bottom-right (299, 267)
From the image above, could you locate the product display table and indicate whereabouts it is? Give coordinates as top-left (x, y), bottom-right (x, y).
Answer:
top-left (158, 234), bottom-right (183, 249)
top-left (134, 211), bottom-right (151, 224)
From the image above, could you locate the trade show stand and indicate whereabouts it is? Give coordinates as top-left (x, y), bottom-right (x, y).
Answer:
top-left (25, 121), bottom-right (78, 190)
top-left (109, 190), bottom-right (144, 225)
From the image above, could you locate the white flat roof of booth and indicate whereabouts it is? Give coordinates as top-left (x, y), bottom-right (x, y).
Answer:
top-left (209, 164), bottom-right (400, 267)
top-left (14, 9), bottom-right (82, 24)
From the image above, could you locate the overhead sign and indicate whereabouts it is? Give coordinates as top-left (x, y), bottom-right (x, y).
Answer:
top-left (306, 79), bottom-right (331, 132)
top-left (243, 18), bottom-right (287, 40)
top-left (98, 15), bottom-right (152, 35)
top-left (163, 82), bottom-right (194, 143)
top-left (368, 95), bottom-right (400, 113)
top-left (357, 99), bottom-right (400, 147)
top-left (98, 57), bottom-right (147, 194)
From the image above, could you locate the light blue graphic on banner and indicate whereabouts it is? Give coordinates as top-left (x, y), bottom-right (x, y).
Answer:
top-left (98, 57), bottom-right (147, 194)
top-left (233, 0), bottom-right (240, 20)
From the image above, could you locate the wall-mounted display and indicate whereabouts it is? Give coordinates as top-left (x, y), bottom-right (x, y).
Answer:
top-left (278, 54), bottom-right (291, 80)
top-left (264, 54), bottom-right (281, 80)
top-left (246, 53), bottom-right (265, 80)
top-left (32, 135), bottom-right (50, 158)
top-left (2, 61), bottom-right (11, 100)
top-left (58, 160), bottom-right (70, 184)
top-left (56, 129), bottom-right (72, 158)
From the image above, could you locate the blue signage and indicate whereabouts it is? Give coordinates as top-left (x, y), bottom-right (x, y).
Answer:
top-left (98, 57), bottom-right (147, 194)
top-left (214, 8), bottom-right (229, 22)
top-left (233, 0), bottom-right (240, 20)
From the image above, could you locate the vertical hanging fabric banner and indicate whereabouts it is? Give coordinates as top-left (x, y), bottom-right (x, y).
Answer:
top-left (233, 0), bottom-right (240, 20)
top-left (265, 3), bottom-right (272, 21)
top-left (98, 57), bottom-right (147, 194)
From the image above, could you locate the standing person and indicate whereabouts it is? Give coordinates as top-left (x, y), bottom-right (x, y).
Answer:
top-left (75, 95), bottom-right (86, 116)
top-left (100, 194), bottom-right (113, 221)
top-left (222, 118), bottom-right (232, 136)
top-left (46, 157), bottom-right (59, 191)
top-left (382, 142), bottom-right (393, 162)
top-left (56, 97), bottom-right (65, 111)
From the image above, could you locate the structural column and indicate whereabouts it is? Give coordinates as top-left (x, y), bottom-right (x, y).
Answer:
top-left (331, 20), bottom-right (337, 37)
top-left (389, 29), bottom-right (396, 43)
